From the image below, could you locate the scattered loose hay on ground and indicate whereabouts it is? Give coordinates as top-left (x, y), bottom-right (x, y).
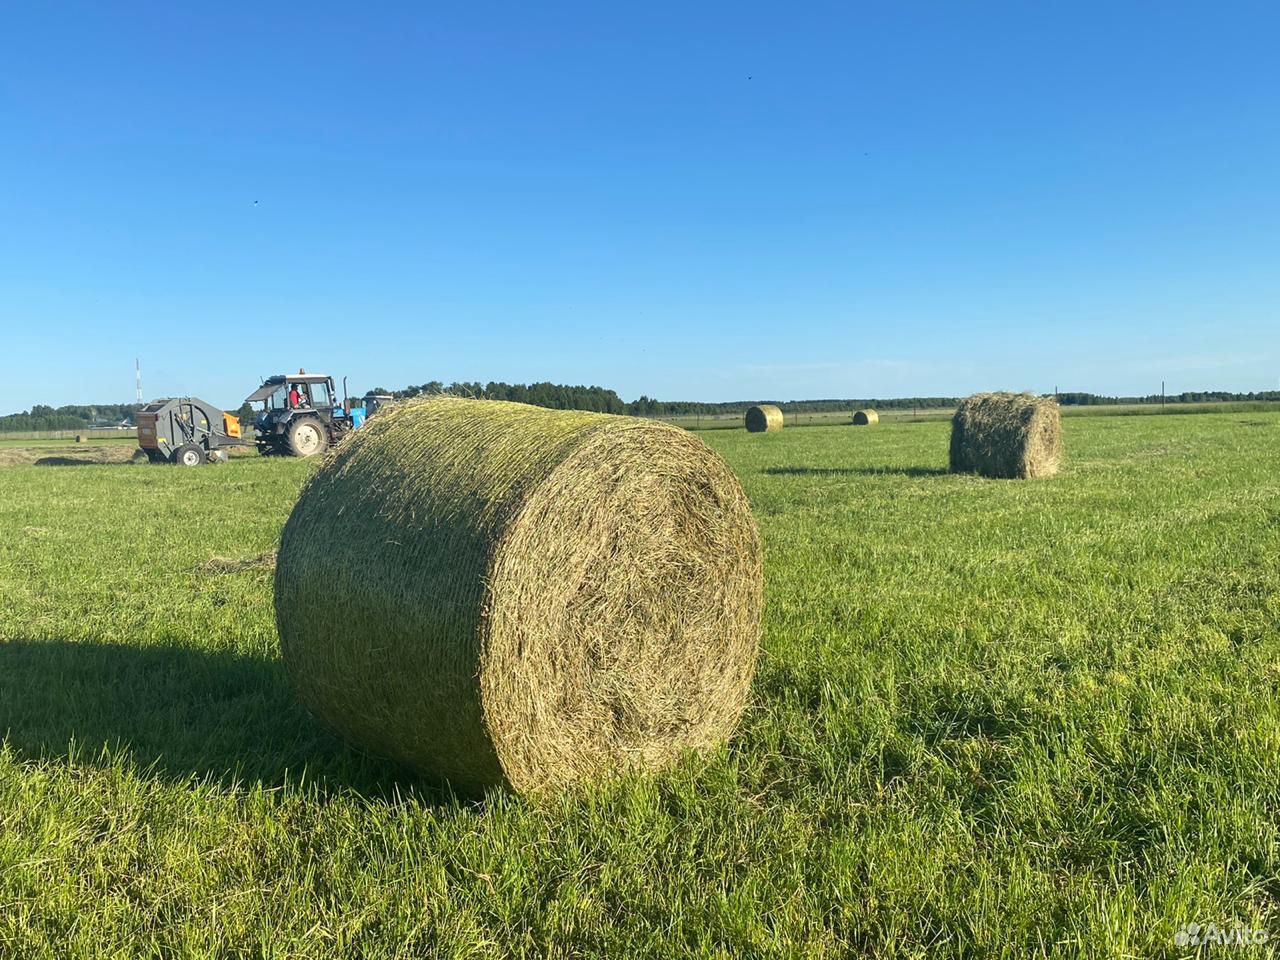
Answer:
top-left (274, 396), bottom-right (764, 795)
top-left (200, 552), bottom-right (277, 575)
top-left (745, 404), bottom-right (784, 433)
top-left (949, 391), bottom-right (1062, 479)
top-left (852, 409), bottom-right (879, 426)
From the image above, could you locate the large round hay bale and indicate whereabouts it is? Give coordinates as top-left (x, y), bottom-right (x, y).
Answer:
top-left (949, 392), bottom-right (1061, 479)
top-left (744, 404), bottom-right (783, 433)
top-left (852, 409), bottom-right (879, 426)
top-left (274, 397), bottom-right (763, 795)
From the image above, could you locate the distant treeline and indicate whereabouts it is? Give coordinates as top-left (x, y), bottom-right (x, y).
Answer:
top-left (373, 381), bottom-right (631, 413)
top-left (0, 403), bottom-right (140, 432)
top-left (644, 396), bottom-right (961, 415)
top-left (1055, 390), bottom-right (1280, 406)
top-left (680, 391), bottom-right (1280, 414)
top-left (372, 382), bottom-right (967, 415)
top-left (374, 383), bottom-right (1280, 416)
top-left (368, 381), bottom-right (1280, 414)
top-left (7, 387), bottom-right (1280, 430)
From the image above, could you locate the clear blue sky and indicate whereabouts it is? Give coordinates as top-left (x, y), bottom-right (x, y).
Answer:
top-left (2, 1), bottom-right (1277, 412)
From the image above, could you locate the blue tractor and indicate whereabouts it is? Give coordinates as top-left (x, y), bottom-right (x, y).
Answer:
top-left (245, 370), bottom-right (390, 457)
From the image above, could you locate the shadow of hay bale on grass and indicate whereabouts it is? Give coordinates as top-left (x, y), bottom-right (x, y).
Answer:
top-left (949, 392), bottom-right (1062, 479)
top-left (275, 397), bottom-right (764, 796)
top-left (0, 638), bottom-right (427, 801)
top-left (745, 404), bottom-right (784, 433)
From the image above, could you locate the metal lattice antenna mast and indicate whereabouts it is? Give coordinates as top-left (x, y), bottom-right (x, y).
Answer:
top-left (136, 358), bottom-right (143, 404)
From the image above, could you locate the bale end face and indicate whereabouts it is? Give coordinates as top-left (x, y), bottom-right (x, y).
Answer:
top-left (949, 391), bottom-right (1061, 479)
top-left (744, 405), bottom-right (783, 433)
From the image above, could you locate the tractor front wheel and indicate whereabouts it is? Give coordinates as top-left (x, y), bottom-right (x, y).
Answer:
top-left (287, 418), bottom-right (328, 458)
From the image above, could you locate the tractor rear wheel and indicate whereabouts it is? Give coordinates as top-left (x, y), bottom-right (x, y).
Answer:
top-left (175, 443), bottom-right (206, 467)
top-left (287, 418), bottom-right (328, 458)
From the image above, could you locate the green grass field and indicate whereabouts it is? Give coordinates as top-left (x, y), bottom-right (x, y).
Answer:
top-left (1, 412), bottom-right (1278, 957)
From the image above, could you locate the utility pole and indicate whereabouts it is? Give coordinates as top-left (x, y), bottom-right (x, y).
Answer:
top-left (136, 358), bottom-right (143, 404)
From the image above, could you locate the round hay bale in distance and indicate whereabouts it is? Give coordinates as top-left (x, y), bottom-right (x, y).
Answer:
top-left (852, 409), bottom-right (879, 426)
top-left (949, 391), bottom-right (1061, 479)
top-left (274, 397), bottom-right (763, 795)
top-left (744, 404), bottom-right (783, 433)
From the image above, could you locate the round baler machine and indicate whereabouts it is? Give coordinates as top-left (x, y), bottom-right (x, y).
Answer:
top-left (136, 397), bottom-right (247, 465)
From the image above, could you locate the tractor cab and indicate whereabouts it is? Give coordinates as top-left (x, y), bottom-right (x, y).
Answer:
top-left (247, 370), bottom-right (346, 457)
